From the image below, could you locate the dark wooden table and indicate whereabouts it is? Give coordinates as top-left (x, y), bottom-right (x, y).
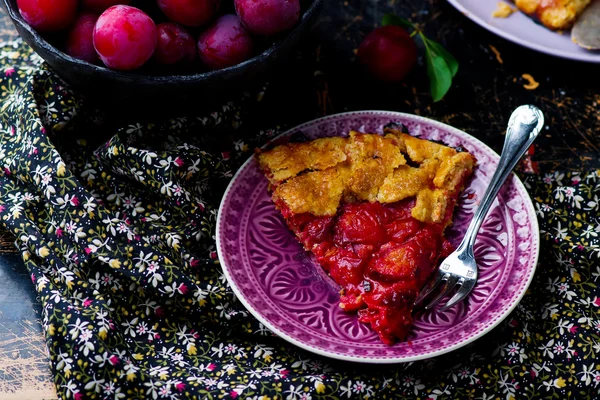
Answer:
top-left (0, 1), bottom-right (598, 397)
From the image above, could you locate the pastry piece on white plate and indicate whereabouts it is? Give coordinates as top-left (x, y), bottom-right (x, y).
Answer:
top-left (515, 0), bottom-right (592, 30)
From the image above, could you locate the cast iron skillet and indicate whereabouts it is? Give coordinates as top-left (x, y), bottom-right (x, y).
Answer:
top-left (0, 0), bottom-right (323, 111)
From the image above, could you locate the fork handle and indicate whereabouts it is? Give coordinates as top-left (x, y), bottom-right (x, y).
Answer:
top-left (457, 105), bottom-right (545, 254)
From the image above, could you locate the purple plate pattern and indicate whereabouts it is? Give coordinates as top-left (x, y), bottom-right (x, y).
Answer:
top-left (216, 111), bottom-right (540, 363)
top-left (447, 0), bottom-right (600, 63)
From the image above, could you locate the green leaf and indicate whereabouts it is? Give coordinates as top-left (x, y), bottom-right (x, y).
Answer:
top-left (381, 14), bottom-right (414, 30)
top-left (425, 38), bottom-right (459, 77)
top-left (424, 40), bottom-right (453, 102)
top-left (380, 14), bottom-right (459, 102)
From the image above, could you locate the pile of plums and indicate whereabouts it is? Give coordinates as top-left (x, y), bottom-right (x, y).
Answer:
top-left (16, 0), bottom-right (302, 72)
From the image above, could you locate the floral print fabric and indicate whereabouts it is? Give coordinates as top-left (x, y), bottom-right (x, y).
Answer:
top-left (0, 39), bottom-right (599, 400)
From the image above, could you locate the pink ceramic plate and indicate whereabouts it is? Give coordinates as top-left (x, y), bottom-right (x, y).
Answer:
top-left (216, 111), bottom-right (539, 363)
top-left (448, 0), bottom-right (600, 63)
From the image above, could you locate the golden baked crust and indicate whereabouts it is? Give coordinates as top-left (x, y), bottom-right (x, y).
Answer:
top-left (515, 0), bottom-right (591, 30)
top-left (256, 136), bottom-right (347, 183)
top-left (256, 127), bottom-right (476, 224)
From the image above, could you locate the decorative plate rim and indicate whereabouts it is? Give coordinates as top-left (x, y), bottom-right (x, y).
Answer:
top-left (447, 0), bottom-right (600, 63)
top-left (216, 110), bottom-right (540, 364)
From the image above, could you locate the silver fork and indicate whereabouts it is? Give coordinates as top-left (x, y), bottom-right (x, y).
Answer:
top-left (414, 105), bottom-right (545, 312)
